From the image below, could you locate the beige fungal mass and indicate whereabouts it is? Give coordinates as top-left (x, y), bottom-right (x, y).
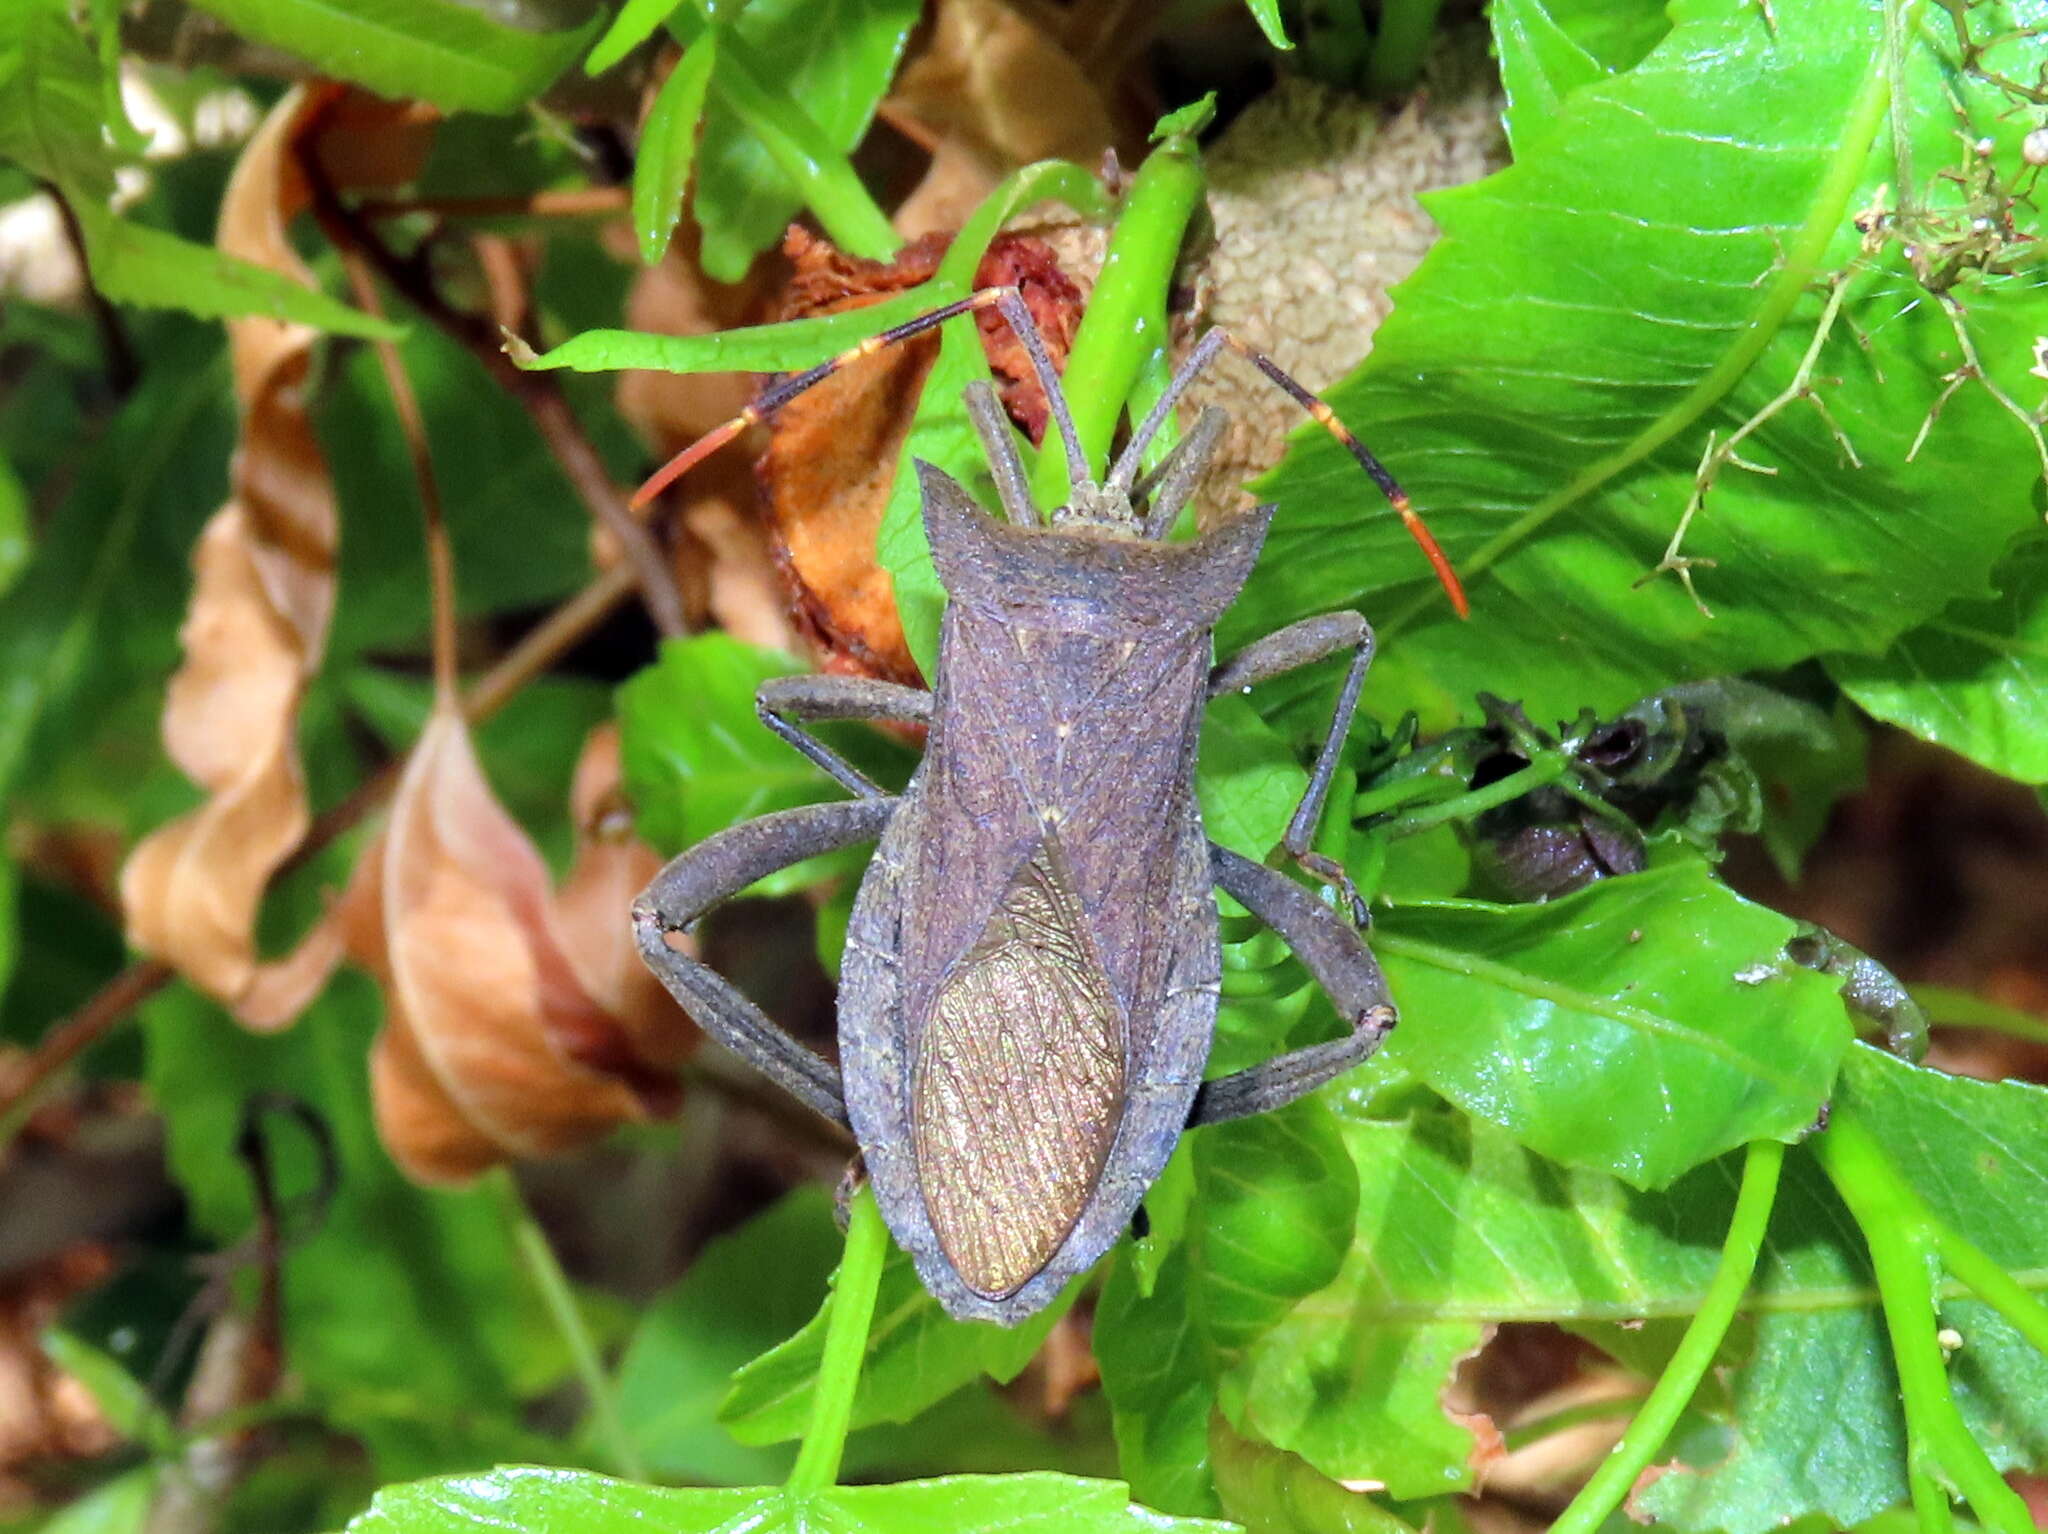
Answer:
top-left (1177, 40), bottom-right (1506, 523)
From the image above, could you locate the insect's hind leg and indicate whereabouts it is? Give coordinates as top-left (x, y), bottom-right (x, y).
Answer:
top-left (1207, 612), bottom-right (1375, 923)
top-left (756, 675), bottom-right (932, 799)
top-left (634, 797), bottom-right (899, 1126)
top-left (1189, 842), bottom-right (1396, 1127)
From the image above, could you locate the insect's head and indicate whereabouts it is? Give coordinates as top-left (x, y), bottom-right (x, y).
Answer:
top-left (918, 456), bottom-right (1276, 634)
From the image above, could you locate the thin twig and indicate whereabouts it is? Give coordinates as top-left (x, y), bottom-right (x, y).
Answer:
top-left (0, 959), bottom-right (174, 1144)
top-left (358, 188), bottom-right (631, 221)
top-left (43, 182), bottom-right (139, 400)
top-left (0, 567), bottom-right (639, 1139)
top-left (300, 139), bottom-right (689, 639)
top-left (327, 237), bottom-right (461, 695)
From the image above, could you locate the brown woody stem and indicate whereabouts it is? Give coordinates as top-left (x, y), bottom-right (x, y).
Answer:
top-left (329, 240), bottom-right (461, 696)
top-left (303, 142), bottom-right (689, 639)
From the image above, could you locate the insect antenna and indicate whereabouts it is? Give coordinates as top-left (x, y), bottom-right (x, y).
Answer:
top-left (1108, 328), bottom-right (1469, 619)
top-left (629, 286), bottom-right (1090, 512)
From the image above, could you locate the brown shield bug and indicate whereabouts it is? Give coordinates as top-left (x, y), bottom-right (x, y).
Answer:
top-left (633, 287), bottom-right (1465, 1324)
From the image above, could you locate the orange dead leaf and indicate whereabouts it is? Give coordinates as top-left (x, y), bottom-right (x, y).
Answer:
top-left (889, 0), bottom-right (1119, 175)
top-left (118, 86), bottom-right (429, 1030)
top-left (342, 706), bottom-right (664, 1185)
top-left (757, 227), bottom-right (1083, 684)
top-left (554, 723), bottom-right (697, 1072)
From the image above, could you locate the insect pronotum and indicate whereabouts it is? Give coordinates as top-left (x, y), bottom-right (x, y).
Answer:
top-left (633, 284), bottom-right (1465, 1323)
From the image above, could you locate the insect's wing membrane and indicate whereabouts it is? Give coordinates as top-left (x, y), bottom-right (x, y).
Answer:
top-left (912, 833), bottom-right (1124, 1299)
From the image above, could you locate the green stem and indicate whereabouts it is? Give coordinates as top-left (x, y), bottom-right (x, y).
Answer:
top-left (1031, 124), bottom-right (1206, 506)
top-left (1817, 1115), bottom-right (2033, 1534)
top-left (1364, 0), bottom-right (1445, 97)
top-left (498, 1173), bottom-right (646, 1483)
top-left (1551, 1138), bottom-right (1785, 1534)
top-left (1910, 986), bottom-right (2048, 1046)
top-left (786, 1186), bottom-right (890, 1497)
top-left (1930, 1227), bottom-right (2048, 1359)
top-left (1378, 753), bottom-right (1570, 837)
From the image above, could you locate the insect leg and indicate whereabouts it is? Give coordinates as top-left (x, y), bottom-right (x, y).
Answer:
top-left (962, 380), bottom-right (1037, 526)
top-left (757, 675), bottom-right (933, 799)
top-left (1189, 842), bottom-right (1397, 1127)
top-left (1208, 611), bottom-right (1376, 923)
top-left (634, 797), bottom-right (899, 1125)
top-left (1133, 404), bottom-right (1229, 539)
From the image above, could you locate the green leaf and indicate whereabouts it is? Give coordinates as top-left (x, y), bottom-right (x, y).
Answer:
top-left (632, 30), bottom-right (718, 264)
top-left (1490, 0), bottom-right (1670, 154)
top-left (1216, 1051), bottom-right (2048, 1516)
top-left (618, 635), bottom-right (834, 856)
top-left (0, 450), bottom-right (27, 601)
top-left (88, 0), bottom-right (149, 155)
top-left (510, 282), bottom-right (952, 374)
top-left (0, 0), bottom-right (114, 204)
top-left (141, 975), bottom-right (570, 1481)
top-left (345, 1466), bottom-right (1239, 1533)
top-left (613, 1185), bottom-right (841, 1482)
top-left (1234, 0), bottom-right (2048, 731)
top-left (1209, 1420), bottom-right (1425, 1534)
top-left (321, 327), bottom-right (603, 662)
top-left (1639, 1047), bottom-right (2048, 1532)
top-left (1828, 535), bottom-right (2048, 784)
top-left (584, 0), bottom-right (682, 75)
top-left (1097, 1245), bottom-right (1225, 1518)
top-left (72, 204), bottom-right (405, 338)
top-left (0, 0), bottom-right (392, 335)
top-left (1094, 1103), bottom-right (1357, 1517)
top-left (1375, 859), bottom-right (1852, 1188)
top-left (720, 1242), bottom-right (1079, 1445)
top-left (1240, 2), bottom-right (1292, 50)
top-left (0, 334), bottom-right (231, 801)
top-left (1195, 695), bottom-right (1308, 862)
top-left (1191, 1103), bottom-right (1358, 1361)
top-left (39, 1330), bottom-right (170, 1450)
top-left (34, 1466), bottom-right (157, 1534)
top-left (183, 0), bottom-right (600, 115)
top-left (671, 0), bottom-right (914, 281)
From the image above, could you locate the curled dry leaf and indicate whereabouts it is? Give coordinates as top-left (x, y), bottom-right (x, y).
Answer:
top-left (757, 226), bottom-right (1084, 684)
top-left (341, 709), bottom-right (687, 1185)
top-left (118, 86), bottom-right (430, 1029)
top-left (888, 0), bottom-right (1119, 178)
top-left (554, 723), bottom-right (697, 1071)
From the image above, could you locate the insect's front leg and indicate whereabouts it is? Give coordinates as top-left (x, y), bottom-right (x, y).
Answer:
top-left (1207, 611), bottom-right (1375, 923)
top-left (756, 675), bottom-right (932, 799)
top-left (634, 797), bottom-right (899, 1126)
top-left (1189, 842), bottom-right (1397, 1127)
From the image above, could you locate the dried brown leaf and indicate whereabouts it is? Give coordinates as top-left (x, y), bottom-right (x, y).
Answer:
top-left (118, 86), bottom-right (427, 1030)
top-left (344, 704), bottom-right (652, 1185)
top-left (889, 0), bottom-right (1117, 173)
top-left (757, 228), bottom-right (1083, 683)
top-left (554, 723), bottom-right (697, 1070)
